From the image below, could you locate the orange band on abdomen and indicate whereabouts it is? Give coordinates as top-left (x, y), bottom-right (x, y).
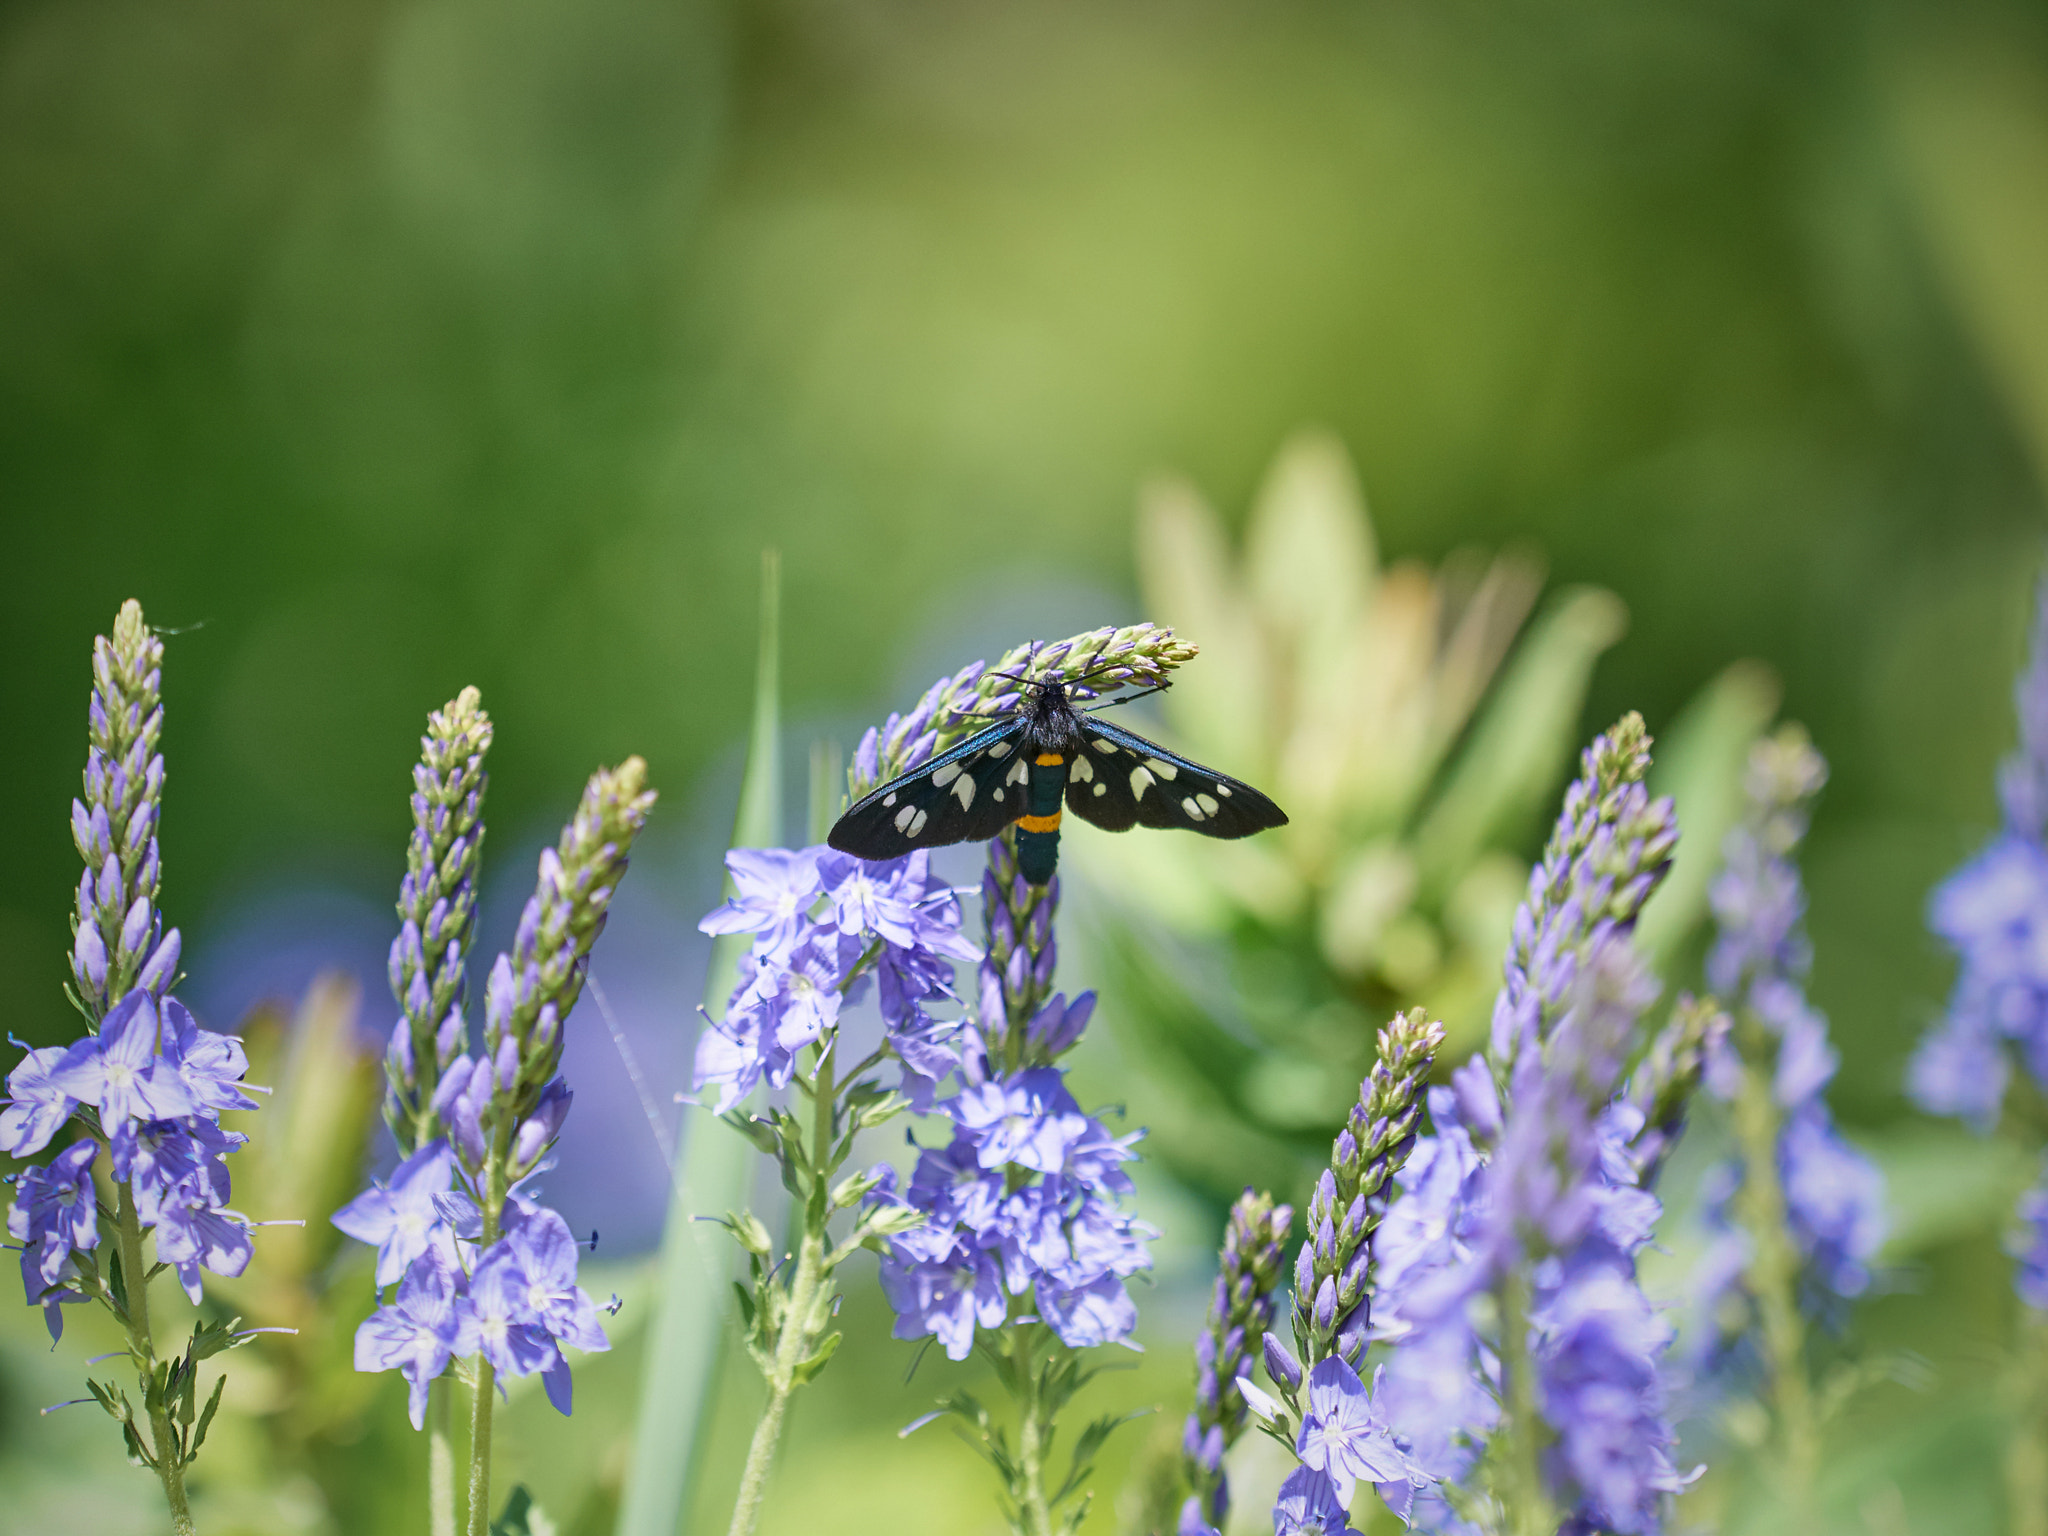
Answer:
top-left (1017, 811), bottom-right (1063, 833)
top-left (1034, 752), bottom-right (1065, 767)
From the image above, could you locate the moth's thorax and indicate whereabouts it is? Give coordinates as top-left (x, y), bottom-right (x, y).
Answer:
top-left (1019, 681), bottom-right (1087, 756)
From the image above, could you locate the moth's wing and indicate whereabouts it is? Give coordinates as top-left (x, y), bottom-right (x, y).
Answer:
top-left (1066, 718), bottom-right (1289, 838)
top-left (828, 721), bottom-right (1027, 858)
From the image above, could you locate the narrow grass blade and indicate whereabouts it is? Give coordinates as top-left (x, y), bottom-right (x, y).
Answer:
top-left (618, 549), bottom-right (782, 1536)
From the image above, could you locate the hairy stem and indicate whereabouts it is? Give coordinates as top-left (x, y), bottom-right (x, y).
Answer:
top-left (1731, 1030), bottom-right (1817, 1522)
top-left (1012, 1329), bottom-right (1056, 1536)
top-left (429, 1377), bottom-right (456, 1536)
top-left (115, 1178), bottom-right (196, 1536)
top-left (726, 1047), bottom-right (837, 1536)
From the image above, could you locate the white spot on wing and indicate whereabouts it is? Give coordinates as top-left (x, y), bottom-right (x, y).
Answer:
top-left (1093, 782), bottom-right (1107, 797)
top-left (989, 740), bottom-right (1012, 758)
top-left (908, 808), bottom-right (928, 838)
top-left (1216, 784), bottom-right (1232, 797)
top-left (1147, 758), bottom-right (1178, 781)
top-left (1070, 755), bottom-right (1093, 783)
top-left (1197, 793), bottom-right (1220, 816)
top-left (1182, 796), bottom-right (1204, 821)
top-left (883, 793), bottom-right (896, 807)
top-left (953, 775), bottom-right (975, 810)
top-left (1006, 757), bottom-right (1028, 786)
top-left (1131, 766), bottom-right (1154, 801)
top-left (932, 763), bottom-right (962, 787)
top-left (995, 787), bottom-right (1007, 803)
top-left (894, 804), bottom-right (917, 833)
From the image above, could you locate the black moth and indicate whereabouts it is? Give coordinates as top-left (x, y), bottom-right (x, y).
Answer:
top-left (828, 671), bottom-right (1288, 886)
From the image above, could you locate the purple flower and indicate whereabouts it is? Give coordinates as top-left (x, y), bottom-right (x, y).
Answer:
top-left (699, 847), bottom-right (823, 957)
top-left (0, 1046), bottom-right (77, 1157)
top-left (332, 1140), bottom-right (458, 1288)
top-left (1037, 1272), bottom-right (1139, 1349)
top-left (7, 1141), bottom-right (101, 1294)
top-left (1271, 1466), bottom-right (1363, 1536)
top-left (129, 1117), bottom-right (240, 1224)
top-left (356, 1250), bottom-right (480, 1429)
top-left (879, 1240), bottom-right (1006, 1360)
top-left (159, 997), bottom-right (259, 1113)
top-left (1535, 1251), bottom-right (1687, 1534)
top-left (1777, 1107), bottom-right (1886, 1301)
top-left (512, 1078), bottom-right (573, 1172)
top-left (468, 1240), bottom-right (561, 1387)
top-left (151, 1178), bottom-right (255, 1303)
top-left (951, 1069), bottom-right (1089, 1173)
top-left (1294, 1358), bottom-right (1430, 1504)
top-left (48, 991), bottom-right (200, 1167)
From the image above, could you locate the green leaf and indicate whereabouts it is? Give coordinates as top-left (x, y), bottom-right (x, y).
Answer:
top-left (491, 1484), bottom-right (560, 1536)
top-left (1634, 659), bottom-right (1781, 971)
top-left (790, 1330), bottom-right (841, 1386)
top-left (191, 1374), bottom-right (226, 1458)
top-left (1411, 585), bottom-right (1628, 894)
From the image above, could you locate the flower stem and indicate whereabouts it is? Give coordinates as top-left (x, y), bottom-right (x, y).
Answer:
top-left (725, 1047), bottom-right (837, 1536)
top-left (464, 1151), bottom-right (509, 1536)
top-left (1012, 1328), bottom-right (1056, 1536)
top-left (114, 1177), bottom-right (196, 1536)
top-left (1730, 1030), bottom-right (1817, 1521)
top-left (2008, 1309), bottom-right (2048, 1536)
top-left (429, 1377), bottom-right (456, 1536)
top-left (1495, 1271), bottom-right (1552, 1536)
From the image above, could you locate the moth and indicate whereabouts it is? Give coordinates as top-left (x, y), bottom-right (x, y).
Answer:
top-left (829, 668), bottom-right (1287, 885)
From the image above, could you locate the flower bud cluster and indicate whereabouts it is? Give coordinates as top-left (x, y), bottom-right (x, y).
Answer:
top-left (848, 623), bottom-right (1198, 796)
top-left (336, 756), bottom-right (654, 1425)
top-left (1288, 1008), bottom-right (1443, 1370)
top-left (384, 687), bottom-right (492, 1154)
top-left (68, 599), bottom-right (180, 1018)
top-left (1489, 712), bottom-right (1677, 1070)
top-left (1179, 1189), bottom-right (1292, 1536)
top-left (977, 833), bottom-right (1066, 1065)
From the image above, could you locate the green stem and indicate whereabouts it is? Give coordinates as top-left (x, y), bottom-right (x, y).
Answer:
top-left (1495, 1272), bottom-right (1553, 1536)
top-left (2010, 1310), bottom-right (2048, 1536)
top-left (725, 1046), bottom-right (837, 1536)
top-left (1012, 1329), bottom-right (1056, 1536)
top-left (429, 1377), bottom-right (456, 1536)
top-left (464, 1146), bottom-right (510, 1536)
top-left (114, 1177), bottom-right (197, 1536)
top-left (1730, 1033), bottom-right (1817, 1521)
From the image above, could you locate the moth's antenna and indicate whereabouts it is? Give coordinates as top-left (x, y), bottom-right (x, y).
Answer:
top-left (1086, 681), bottom-right (1172, 712)
top-left (984, 669), bottom-right (1042, 690)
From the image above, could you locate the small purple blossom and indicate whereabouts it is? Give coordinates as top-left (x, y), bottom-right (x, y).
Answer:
top-left (0, 1047), bottom-right (77, 1158)
top-left (699, 847), bottom-right (824, 957)
top-left (1294, 1357), bottom-right (1430, 1504)
top-left (151, 1178), bottom-right (255, 1304)
top-left (332, 1140), bottom-right (458, 1288)
top-left (1272, 1466), bottom-right (1364, 1536)
top-left (356, 1250), bottom-right (480, 1429)
top-left (8, 1141), bottom-right (101, 1294)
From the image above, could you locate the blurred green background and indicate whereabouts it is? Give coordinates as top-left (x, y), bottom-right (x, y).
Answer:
top-left (6, 0), bottom-right (2048, 1528)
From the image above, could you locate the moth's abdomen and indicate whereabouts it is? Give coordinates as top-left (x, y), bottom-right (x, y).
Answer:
top-left (1015, 752), bottom-right (1068, 885)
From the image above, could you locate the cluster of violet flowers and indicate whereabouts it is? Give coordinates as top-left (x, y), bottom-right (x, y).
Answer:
top-left (694, 625), bottom-right (1193, 1536)
top-left (1, 600), bottom-right (268, 1536)
top-left (689, 843), bottom-right (979, 1536)
top-left (1678, 727), bottom-right (1886, 1514)
top-left (1229, 714), bottom-right (1700, 1536)
top-left (331, 687), bottom-right (655, 1536)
